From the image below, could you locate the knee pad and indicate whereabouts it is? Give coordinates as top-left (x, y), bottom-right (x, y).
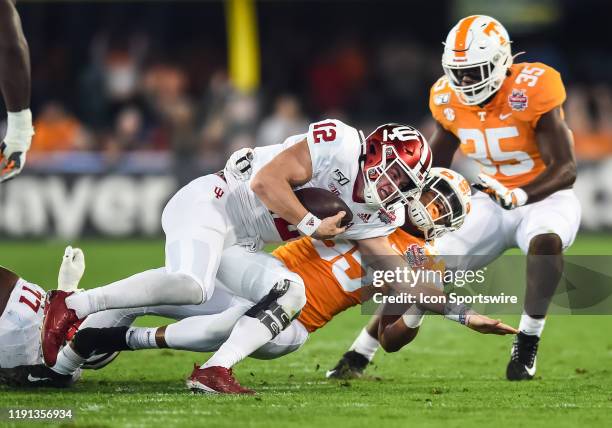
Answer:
top-left (277, 280), bottom-right (306, 317)
top-left (245, 279), bottom-right (305, 338)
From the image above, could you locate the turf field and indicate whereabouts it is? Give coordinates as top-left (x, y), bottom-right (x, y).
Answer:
top-left (0, 234), bottom-right (611, 427)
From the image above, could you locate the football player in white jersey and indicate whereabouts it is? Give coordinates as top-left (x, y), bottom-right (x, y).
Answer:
top-left (3, 174), bottom-right (517, 390)
top-left (0, 247), bottom-right (306, 387)
top-left (44, 120), bottom-right (452, 392)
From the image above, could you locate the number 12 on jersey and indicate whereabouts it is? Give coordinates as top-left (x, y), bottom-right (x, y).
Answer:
top-left (312, 122), bottom-right (337, 143)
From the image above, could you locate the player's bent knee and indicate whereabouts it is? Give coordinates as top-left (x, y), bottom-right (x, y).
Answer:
top-left (528, 233), bottom-right (563, 255)
top-left (277, 280), bottom-right (307, 317)
top-left (162, 272), bottom-right (205, 305)
top-left (245, 279), bottom-right (305, 338)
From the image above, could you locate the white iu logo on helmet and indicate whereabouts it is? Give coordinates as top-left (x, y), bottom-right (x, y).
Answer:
top-left (382, 126), bottom-right (420, 142)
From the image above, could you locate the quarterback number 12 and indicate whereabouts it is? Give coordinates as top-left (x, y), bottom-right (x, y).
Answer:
top-left (312, 122), bottom-right (337, 143)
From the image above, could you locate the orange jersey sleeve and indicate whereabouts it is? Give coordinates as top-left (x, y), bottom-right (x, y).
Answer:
top-left (273, 230), bottom-right (431, 333)
top-left (429, 76), bottom-right (455, 131)
top-left (428, 62), bottom-right (567, 189)
top-left (512, 62), bottom-right (566, 127)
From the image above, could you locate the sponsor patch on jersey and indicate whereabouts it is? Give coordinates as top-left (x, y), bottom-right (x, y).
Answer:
top-left (443, 107), bottom-right (455, 122)
top-left (434, 93), bottom-right (450, 105)
top-left (405, 244), bottom-right (426, 268)
top-left (508, 89), bottom-right (528, 111)
top-left (332, 169), bottom-right (350, 186)
top-left (377, 208), bottom-right (396, 224)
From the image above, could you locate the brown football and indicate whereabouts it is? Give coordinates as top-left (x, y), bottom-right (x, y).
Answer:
top-left (294, 187), bottom-right (353, 227)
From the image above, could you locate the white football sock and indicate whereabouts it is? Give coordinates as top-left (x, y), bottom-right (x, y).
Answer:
top-left (65, 268), bottom-right (203, 319)
top-left (52, 345), bottom-right (86, 375)
top-left (202, 316), bottom-right (272, 369)
top-left (519, 313), bottom-right (546, 337)
top-left (125, 327), bottom-right (159, 350)
top-left (349, 328), bottom-right (380, 361)
top-left (165, 306), bottom-right (248, 352)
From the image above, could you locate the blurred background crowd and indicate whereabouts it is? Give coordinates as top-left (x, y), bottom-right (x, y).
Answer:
top-left (9, 0), bottom-right (611, 181)
top-left (1, 0), bottom-right (611, 237)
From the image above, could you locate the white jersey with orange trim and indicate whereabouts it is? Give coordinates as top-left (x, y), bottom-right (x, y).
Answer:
top-left (224, 119), bottom-right (405, 248)
top-left (430, 62), bottom-right (567, 189)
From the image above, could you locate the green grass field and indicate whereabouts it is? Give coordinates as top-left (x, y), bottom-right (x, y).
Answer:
top-left (1, 234), bottom-right (611, 427)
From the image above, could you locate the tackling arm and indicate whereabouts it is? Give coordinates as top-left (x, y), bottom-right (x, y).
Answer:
top-left (429, 121), bottom-right (460, 168)
top-left (357, 236), bottom-right (518, 335)
top-left (521, 107), bottom-right (577, 204)
top-left (250, 139), bottom-right (346, 239)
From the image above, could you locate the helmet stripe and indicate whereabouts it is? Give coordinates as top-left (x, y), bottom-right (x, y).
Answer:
top-left (453, 15), bottom-right (478, 57)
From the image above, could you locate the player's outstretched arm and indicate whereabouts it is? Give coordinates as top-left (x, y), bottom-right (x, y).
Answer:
top-left (520, 107), bottom-right (577, 204)
top-left (357, 237), bottom-right (518, 334)
top-left (251, 139), bottom-right (346, 239)
top-left (465, 313), bottom-right (518, 335)
top-left (429, 121), bottom-right (460, 168)
top-left (0, 0), bottom-right (33, 182)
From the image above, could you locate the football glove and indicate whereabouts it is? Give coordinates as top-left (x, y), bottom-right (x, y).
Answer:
top-left (0, 141), bottom-right (28, 182)
top-left (0, 109), bottom-right (34, 183)
top-left (225, 147), bottom-right (254, 181)
top-left (473, 173), bottom-right (528, 210)
top-left (58, 246), bottom-right (85, 292)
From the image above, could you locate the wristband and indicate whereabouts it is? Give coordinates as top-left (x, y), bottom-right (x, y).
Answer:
top-left (297, 212), bottom-right (321, 236)
top-left (443, 302), bottom-right (471, 325)
top-left (402, 313), bottom-right (425, 329)
top-left (5, 109), bottom-right (34, 150)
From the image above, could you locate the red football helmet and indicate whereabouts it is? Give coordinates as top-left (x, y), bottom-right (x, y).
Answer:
top-left (361, 124), bottom-right (432, 208)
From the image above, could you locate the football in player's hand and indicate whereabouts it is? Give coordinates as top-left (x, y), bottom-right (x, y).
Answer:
top-left (295, 188), bottom-right (353, 227)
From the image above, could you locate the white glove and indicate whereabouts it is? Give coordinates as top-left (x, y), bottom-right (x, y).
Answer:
top-left (473, 173), bottom-right (528, 210)
top-left (225, 147), bottom-right (254, 181)
top-left (58, 246), bottom-right (85, 292)
top-left (1, 109), bottom-right (34, 182)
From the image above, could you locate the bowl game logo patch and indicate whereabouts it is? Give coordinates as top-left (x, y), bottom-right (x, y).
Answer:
top-left (405, 243), bottom-right (427, 268)
top-left (377, 208), bottom-right (396, 224)
top-left (508, 89), bottom-right (528, 111)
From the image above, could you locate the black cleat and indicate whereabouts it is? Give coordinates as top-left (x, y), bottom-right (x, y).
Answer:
top-left (326, 351), bottom-right (370, 380)
top-left (506, 332), bottom-right (539, 381)
top-left (0, 364), bottom-right (77, 388)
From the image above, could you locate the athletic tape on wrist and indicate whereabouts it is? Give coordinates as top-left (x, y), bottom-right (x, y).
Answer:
top-left (5, 109), bottom-right (34, 150)
top-left (297, 212), bottom-right (321, 236)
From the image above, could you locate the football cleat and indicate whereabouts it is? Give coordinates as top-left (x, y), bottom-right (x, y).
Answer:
top-left (41, 290), bottom-right (80, 366)
top-left (186, 365), bottom-right (255, 395)
top-left (506, 332), bottom-right (539, 381)
top-left (0, 364), bottom-right (77, 388)
top-left (326, 351), bottom-right (370, 380)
